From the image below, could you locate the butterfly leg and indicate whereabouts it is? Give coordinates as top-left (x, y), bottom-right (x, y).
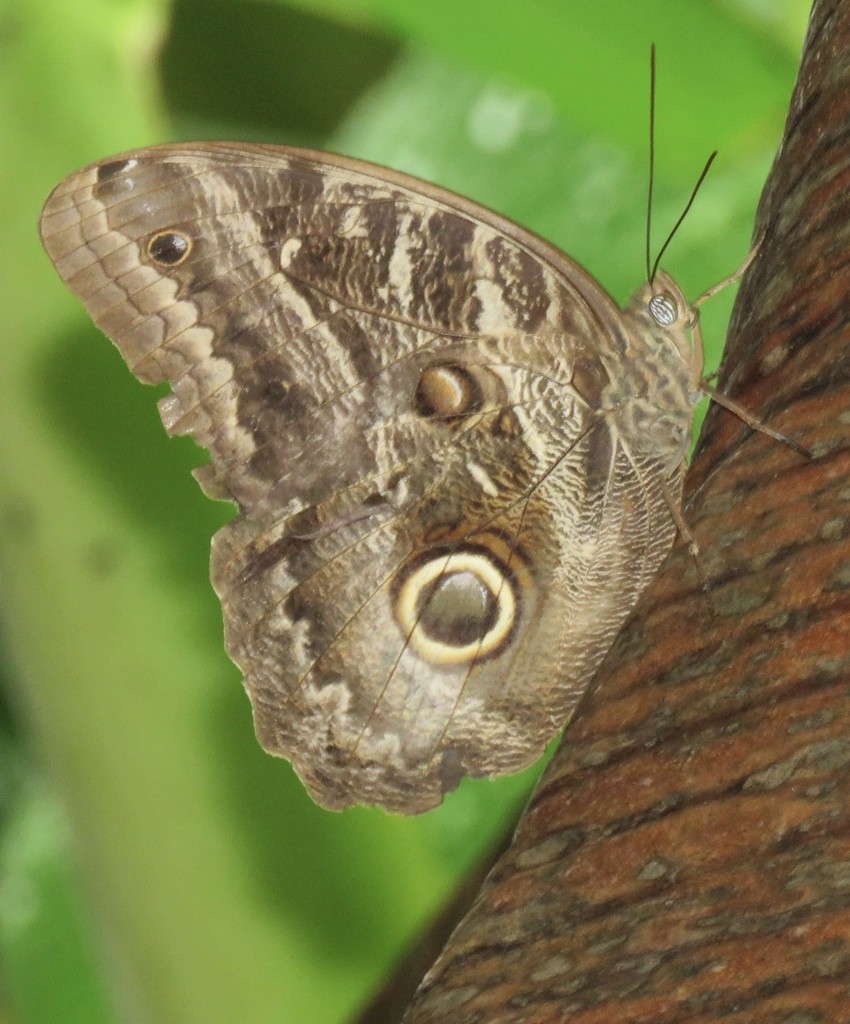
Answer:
top-left (692, 240), bottom-right (762, 309)
top-left (659, 473), bottom-right (710, 592)
top-left (698, 381), bottom-right (812, 459)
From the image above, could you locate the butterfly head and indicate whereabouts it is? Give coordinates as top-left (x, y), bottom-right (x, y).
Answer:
top-left (621, 270), bottom-right (704, 391)
top-left (642, 271), bottom-right (697, 331)
top-left (625, 270), bottom-right (697, 355)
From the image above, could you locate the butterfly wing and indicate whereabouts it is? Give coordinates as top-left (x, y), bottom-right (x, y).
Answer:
top-left (40, 143), bottom-right (678, 812)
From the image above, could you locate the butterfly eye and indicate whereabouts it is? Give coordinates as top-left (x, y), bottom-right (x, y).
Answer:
top-left (648, 292), bottom-right (677, 326)
top-left (415, 364), bottom-right (482, 420)
top-left (393, 546), bottom-right (519, 666)
top-left (146, 229), bottom-right (192, 266)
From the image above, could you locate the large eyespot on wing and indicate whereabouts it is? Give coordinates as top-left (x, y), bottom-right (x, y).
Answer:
top-left (392, 543), bottom-right (521, 665)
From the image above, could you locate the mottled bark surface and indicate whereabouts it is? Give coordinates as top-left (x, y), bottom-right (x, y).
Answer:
top-left (403, 1), bottom-right (850, 1021)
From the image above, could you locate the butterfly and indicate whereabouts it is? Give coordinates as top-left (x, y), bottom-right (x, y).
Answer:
top-left (39, 139), bottom-right (748, 813)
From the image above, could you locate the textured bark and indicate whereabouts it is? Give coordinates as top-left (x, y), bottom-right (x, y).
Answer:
top-left (403, 2), bottom-right (850, 1021)
top-left (355, 823), bottom-right (515, 1024)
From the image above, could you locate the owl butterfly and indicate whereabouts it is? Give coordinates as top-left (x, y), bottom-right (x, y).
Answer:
top-left (40, 125), bottom-right (762, 812)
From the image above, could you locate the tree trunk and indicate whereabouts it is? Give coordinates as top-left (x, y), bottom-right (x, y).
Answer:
top-left (402, 1), bottom-right (850, 1020)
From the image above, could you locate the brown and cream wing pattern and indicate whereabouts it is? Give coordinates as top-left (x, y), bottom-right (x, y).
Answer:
top-left (40, 143), bottom-right (682, 813)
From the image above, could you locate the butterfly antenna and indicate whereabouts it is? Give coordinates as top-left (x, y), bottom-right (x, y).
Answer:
top-left (650, 149), bottom-right (718, 284)
top-left (646, 43), bottom-right (657, 283)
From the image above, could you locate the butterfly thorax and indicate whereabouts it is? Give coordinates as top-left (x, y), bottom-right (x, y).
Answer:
top-left (600, 271), bottom-right (702, 471)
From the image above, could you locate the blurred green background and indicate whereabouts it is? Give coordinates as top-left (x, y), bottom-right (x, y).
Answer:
top-left (0, 1), bottom-right (809, 1022)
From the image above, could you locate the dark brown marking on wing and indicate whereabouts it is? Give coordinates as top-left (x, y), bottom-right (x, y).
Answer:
top-left (492, 409), bottom-right (522, 438)
top-left (581, 421), bottom-right (617, 511)
top-left (571, 356), bottom-right (611, 410)
top-left (95, 158), bottom-right (136, 182)
top-left (407, 210), bottom-right (481, 330)
top-left (328, 309), bottom-right (381, 383)
top-left (92, 158), bottom-right (146, 201)
top-left (485, 235), bottom-right (549, 331)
